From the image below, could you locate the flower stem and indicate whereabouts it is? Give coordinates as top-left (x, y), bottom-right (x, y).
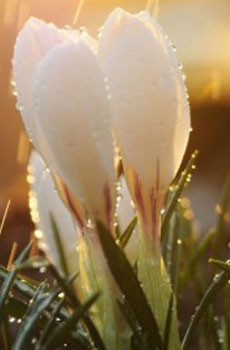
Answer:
top-left (137, 215), bottom-right (180, 349)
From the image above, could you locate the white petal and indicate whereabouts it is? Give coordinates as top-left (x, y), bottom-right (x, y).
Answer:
top-left (99, 8), bottom-right (190, 192)
top-left (117, 177), bottom-right (135, 233)
top-left (13, 17), bottom-right (78, 158)
top-left (31, 39), bottom-right (115, 222)
top-left (29, 151), bottom-right (78, 276)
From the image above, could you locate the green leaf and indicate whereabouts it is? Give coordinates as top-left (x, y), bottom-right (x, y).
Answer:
top-left (12, 286), bottom-right (61, 350)
top-left (1, 312), bottom-right (12, 350)
top-left (117, 299), bottom-right (141, 339)
top-left (36, 297), bottom-right (65, 348)
top-left (47, 264), bottom-right (105, 350)
top-left (0, 241), bottom-right (33, 321)
top-left (42, 293), bottom-right (99, 350)
top-left (163, 294), bottom-right (173, 350)
top-left (181, 269), bottom-right (230, 350)
top-left (96, 221), bottom-right (162, 349)
top-left (161, 151), bottom-right (198, 250)
top-left (169, 210), bottom-right (181, 295)
top-left (118, 216), bottom-right (137, 248)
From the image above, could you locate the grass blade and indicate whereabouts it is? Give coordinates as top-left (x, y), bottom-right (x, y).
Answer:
top-left (163, 294), bottom-right (173, 350)
top-left (181, 270), bottom-right (230, 350)
top-left (1, 312), bottom-right (12, 350)
top-left (118, 216), bottom-right (137, 248)
top-left (162, 151), bottom-right (198, 249)
top-left (12, 287), bottom-right (61, 350)
top-left (42, 293), bottom-right (99, 350)
top-left (0, 241), bottom-right (33, 321)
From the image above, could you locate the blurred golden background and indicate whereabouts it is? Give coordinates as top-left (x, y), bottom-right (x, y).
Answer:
top-left (0, 0), bottom-right (229, 262)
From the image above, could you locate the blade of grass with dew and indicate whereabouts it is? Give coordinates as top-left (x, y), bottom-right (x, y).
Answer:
top-left (169, 209), bottom-right (182, 295)
top-left (181, 269), bottom-right (230, 350)
top-left (118, 216), bottom-right (137, 248)
top-left (0, 264), bottom-right (72, 328)
top-left (96, 221), bottom-right (162, 349)
top-left (12, 285), bottom-right (62, 350)
top-left (1, 312), bottom-right (12, 350)
top-left (161, 151), bottom-right (198, 255)
top-left (20, 280), bottom-right (49, 322)
top-left (35, 297), bottom-right (65, 348)
top-left (42, 292), bottom-right (99, 350)
top-left (44, 261), bottom-right (105, 350)
top-left (163, 293), bottom-right (174, 350)
top-left (0, 241), bottom-right (33, 321)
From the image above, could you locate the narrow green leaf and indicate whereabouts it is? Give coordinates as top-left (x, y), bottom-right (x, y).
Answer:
top-left (181, 270), bottom-right (230, 350)
top-left (209, 259), bottom-right (230, 273)
top-left (162, 151), bottom-right (198, 247)
top-left (169, 210), bottom-right (181, 294)
top-left (36, 297), bottom-right (65, 348)
top-left (117, 299), bottom-right (141, 339)
top-left (118, 216), bottom-right (137, 248)
top-left (1, 312), bottom-right (12, 350)
top-left (17, 256), bottom-right (49, 271)
top-left (47, 264), bottom-right (105, 350)
top-left (163, 294), bottom-right (174, 350)
top-left (96, 221), bottom-right (162, 349)
top-left (42, 293), bottom-right (99, 350)
top-left (12, 287), bottom-right (61, 350)
top-left (0, 241), bottom-right (33, 321)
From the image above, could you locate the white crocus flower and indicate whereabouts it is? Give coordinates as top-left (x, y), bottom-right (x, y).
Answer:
top-left (28, 151), bottom-right (78, 278)
top-left (98, 8), bottom-right (190, 236)
top-left (98, 8), bottom-right (190, 348)
top-left (13, 19), bottom-right (116, 228)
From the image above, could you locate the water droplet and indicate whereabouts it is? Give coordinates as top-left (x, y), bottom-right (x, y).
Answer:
top-left (39, 266), bottom-right (47, 274)
top-left (213, 274), bottom-right (220, 283)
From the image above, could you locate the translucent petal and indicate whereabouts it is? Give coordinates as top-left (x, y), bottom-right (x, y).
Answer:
top-left (98, 8), bottom-right (190, 192)
top-left (29, 151), bottom-right (78, 277)
top-left (13, 17), bottom-right (78, 160)
top-left (31, 39), bottom-right (115, 222)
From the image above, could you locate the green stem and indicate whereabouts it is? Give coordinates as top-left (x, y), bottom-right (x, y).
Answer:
top-left (138, 219), bottom-right (180, 349)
